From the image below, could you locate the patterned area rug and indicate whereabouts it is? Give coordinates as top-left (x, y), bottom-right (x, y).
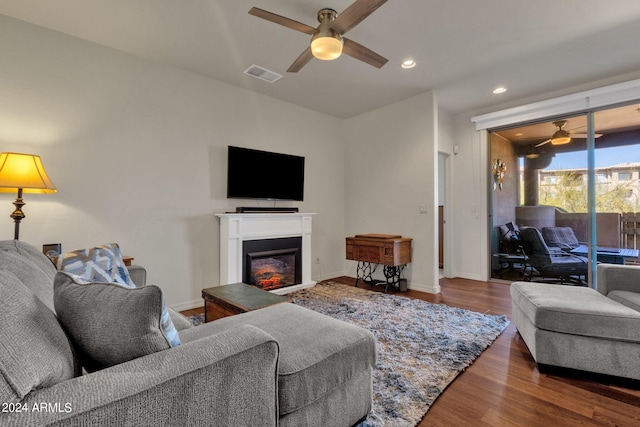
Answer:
top-left (288, 282), bottom-right (509, 427)
top-left (188, 313), bottom-right (205, 326)
top-left (186, 281), bottom-right (509, 426)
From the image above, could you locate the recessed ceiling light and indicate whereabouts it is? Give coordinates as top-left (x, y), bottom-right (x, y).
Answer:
top-left (401, 59), bottom-right (416, 69)
top-left (493, 87), bottom-right (507, 94)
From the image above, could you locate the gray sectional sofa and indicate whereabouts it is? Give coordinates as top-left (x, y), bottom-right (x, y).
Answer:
top-left (511, 263), bottom-right (640, 380)
top-left (0, 240), bottom-right (376, 426)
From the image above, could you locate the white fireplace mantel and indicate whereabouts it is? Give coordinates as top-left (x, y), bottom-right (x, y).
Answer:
top-left (215, 212), bottom-right (316, 294)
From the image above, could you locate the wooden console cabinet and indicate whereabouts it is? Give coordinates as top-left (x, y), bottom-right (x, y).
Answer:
top-left (346, 234), bottom-right (412, 291)
top-left (346, 234), bottom-right (412, 266)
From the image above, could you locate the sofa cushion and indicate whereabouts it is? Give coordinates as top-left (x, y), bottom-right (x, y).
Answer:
top-left (0, 240), bottom-right (58, 311)
top-left (54, 272), bottom-right (177, 372)
top-left (55, 243), bottom-right (135, 287)
top-left (510, 281), bottom-right (640, 343)
top-left (608, 290), bottom-right (640, 312)
top-left (179, 303), bottom-right (376, 416)
top-left (0, 270), bottom-right (77, 402)
top-left (0, 240), bottom-right (58, 278)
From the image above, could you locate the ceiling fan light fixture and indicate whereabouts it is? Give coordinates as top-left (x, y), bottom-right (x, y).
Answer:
top-left (524, 144), bottom-right (540, 159)
top-left (550, 120), bottom-right (571, 145)
top-left (311, 9), bottom-right (343, 60)
top-left (551, 131), bottom-right (571, 145)
top-left (311, 32), bottom-right (343, 60)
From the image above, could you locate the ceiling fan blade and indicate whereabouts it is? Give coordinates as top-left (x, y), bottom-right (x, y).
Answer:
top-left (570, 133), bottom-right (603, 138)
top-left (342, 38), bottom-right (388, 68)
top-left (287, 47), bottom-right (314, 73)
top-left (331, 0), bottom-right (389, 35)
top-left (535, 139), bottom-right (551, 148)
top-left (249, 7), bottom-right (315, 35)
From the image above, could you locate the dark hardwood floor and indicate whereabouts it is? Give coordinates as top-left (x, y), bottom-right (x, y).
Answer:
top-left (182, 277), bottom-right (640, 426)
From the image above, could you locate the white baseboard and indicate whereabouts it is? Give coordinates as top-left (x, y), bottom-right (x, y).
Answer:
top-left (408, 282), bottom-right (441, 294)
top-left (313, 270), bottom-right (346, 283)
top-left (453, 272), bottom-right (484, 281)
top-left (170, 299), bottom-right (203, 312)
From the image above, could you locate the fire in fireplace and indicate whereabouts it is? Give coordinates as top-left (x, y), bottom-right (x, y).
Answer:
top-left (243, 237), bottom-right (302, 291)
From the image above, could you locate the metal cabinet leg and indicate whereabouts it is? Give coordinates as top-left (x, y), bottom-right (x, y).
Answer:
top-left (355, 261), bottom-right (378, 287)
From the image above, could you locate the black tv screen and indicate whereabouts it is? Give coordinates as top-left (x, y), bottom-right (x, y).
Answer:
top-left (227, 146), bottom-right (305, 201)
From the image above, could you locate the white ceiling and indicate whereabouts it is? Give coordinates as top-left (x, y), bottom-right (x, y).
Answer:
top-left (2, 0), bottom-right (640, 118)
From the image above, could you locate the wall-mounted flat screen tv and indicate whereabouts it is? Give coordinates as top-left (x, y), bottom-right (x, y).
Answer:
top-left (227, 146), bottom-right (305, 201)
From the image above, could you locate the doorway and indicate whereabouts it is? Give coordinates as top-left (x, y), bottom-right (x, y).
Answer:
top-left (438, 152), bottom-right (450, 278)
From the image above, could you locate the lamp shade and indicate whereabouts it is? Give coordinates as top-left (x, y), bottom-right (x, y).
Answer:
top-left (0, 152), bottom-right (57, 194)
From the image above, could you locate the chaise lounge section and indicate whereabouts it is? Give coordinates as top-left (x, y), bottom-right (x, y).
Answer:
top-left (511, 263), bottom-right (640, 380)
top-left (0, 240), bottom-right (376, 426)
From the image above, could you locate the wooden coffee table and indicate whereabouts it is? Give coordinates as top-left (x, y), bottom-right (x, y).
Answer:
top-left (201, 282), bottom-right (289, 322)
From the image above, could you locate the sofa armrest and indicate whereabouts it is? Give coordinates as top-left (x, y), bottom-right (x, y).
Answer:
top-left (596, 263), bottom-right (640, 295)
top-left (127, 264), bottom-right (147, 287)
top-left (5, 325), bottom-right (279, 427)
top-left (169, 306), bottom-right (194, 331)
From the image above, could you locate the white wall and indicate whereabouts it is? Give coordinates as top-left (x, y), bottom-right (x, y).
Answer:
top-left (0, 15), bottom-right (346, 309)
top-left (341, 92), bottom-right (440, 293)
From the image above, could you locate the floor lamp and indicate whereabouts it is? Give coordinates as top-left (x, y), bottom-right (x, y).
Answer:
top-left (0, 152), bottom-right (57, 240)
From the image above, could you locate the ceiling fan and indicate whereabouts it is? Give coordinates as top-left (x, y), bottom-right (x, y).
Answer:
top-left (535, 120), bottom-right (602, 148)
top-left (248, 0), bottom-right (389, 72)
top-left (524, 144), bottom-right (546, 159)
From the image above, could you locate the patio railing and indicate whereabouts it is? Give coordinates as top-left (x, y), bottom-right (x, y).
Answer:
top-left (621, 212), bottom-right (640, 264)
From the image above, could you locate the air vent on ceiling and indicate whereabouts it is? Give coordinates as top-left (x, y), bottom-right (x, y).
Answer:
top-left (243, 65), bottom-right (283, 83)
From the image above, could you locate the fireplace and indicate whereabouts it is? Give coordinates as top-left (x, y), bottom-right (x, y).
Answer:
top-left (216, 213), bottom-right (316, 294)
top-left (243, 237), bottom-right (302, 291)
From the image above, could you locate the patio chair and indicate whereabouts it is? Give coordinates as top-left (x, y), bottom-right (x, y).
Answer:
top-left (519, 227), bottom-right (588, 285)
top-left (541, 226), bottom-right (583, 252)
top-left (497, 222), bottom-right (521, 254)
top-left (494, 222), bottom-right (529, 279)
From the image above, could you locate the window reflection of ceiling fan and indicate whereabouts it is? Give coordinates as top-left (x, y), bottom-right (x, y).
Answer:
top-left (248, 0), bottom-right (389, 72)
top-left (535, 120), bottom-right (602, 147)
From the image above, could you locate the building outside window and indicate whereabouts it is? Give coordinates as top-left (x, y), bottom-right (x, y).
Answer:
top-left (538, 163), bottom-right (640, 213)
top-left (618, 171), bottom-right (631, 181)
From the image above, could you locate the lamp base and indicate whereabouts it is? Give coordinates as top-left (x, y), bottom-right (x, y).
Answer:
top-left (10, 188), bottom-right (25, 240)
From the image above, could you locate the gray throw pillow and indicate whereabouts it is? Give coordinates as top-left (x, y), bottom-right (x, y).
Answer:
top-left (54, 272), bottom-right (173, 372)
top-left (55, 243), bottom-right (180, 347)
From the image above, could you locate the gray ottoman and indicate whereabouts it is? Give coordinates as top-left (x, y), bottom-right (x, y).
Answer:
top-left (511, 281), bottom-right (640, 380)
top-left (179, 303), bottom-right (376, 426)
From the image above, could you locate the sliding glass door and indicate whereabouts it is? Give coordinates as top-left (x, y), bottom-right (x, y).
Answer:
top-left (489, 102), bottom-right (640, 287)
